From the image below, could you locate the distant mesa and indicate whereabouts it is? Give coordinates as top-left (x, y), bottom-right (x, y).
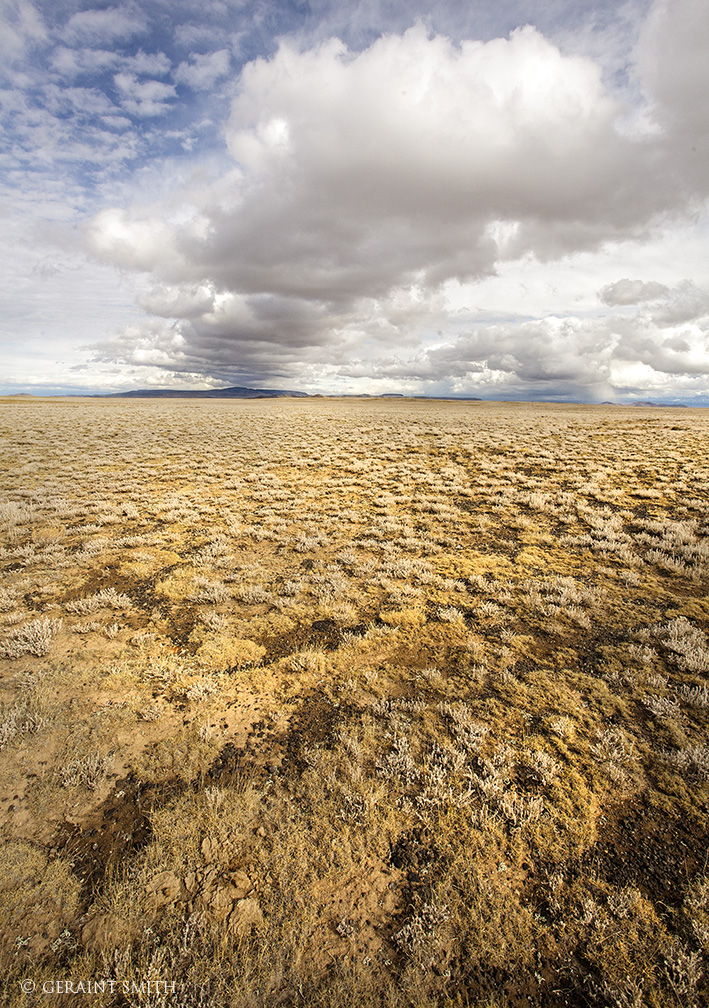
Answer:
top-left (101, 386), bottom-right (310, 399)
top-left (631, 400), bottom-right (688, 407)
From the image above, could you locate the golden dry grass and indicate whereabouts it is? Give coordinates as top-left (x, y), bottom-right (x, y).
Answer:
top-left (0, 396), bottom-right (708, 1007)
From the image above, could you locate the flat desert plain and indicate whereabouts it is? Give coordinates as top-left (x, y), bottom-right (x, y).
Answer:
top-left (1, 397), bottom-right (708, 1007)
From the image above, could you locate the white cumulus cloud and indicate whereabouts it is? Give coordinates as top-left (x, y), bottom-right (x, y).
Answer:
top-left (89, 24), bottom-right (667, 295)
top-left (113, 72), bottom-right (177, 117)
top-left (175, 49), bottom-right (231, 90)
top-left (63, 6), bottom-right (147, 45)
top-left (599, 279), bottom-right (669, 305)
top-left (76, 0), bottom-right (709, 398)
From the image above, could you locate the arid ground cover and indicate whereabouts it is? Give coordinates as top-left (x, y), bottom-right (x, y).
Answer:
top-left (1, 397), bottom-right (708, 1007)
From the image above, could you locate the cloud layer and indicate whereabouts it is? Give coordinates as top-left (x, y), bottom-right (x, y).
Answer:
top-left (2, 0), bottom-right (708, 399)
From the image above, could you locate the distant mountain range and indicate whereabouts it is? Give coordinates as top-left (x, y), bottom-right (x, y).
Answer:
top-left (631, 400), bottom-right (688, 407)
top-left (94, 387), bottom-right (485, 400)
top-left (104, 390), bottom-right (690, 405)
top-left (4, 389), bottom-right (694, 404)
top-left (600, 400), bottom-right (688, 407)
top-left (99, 386), bottom-right (310, 399)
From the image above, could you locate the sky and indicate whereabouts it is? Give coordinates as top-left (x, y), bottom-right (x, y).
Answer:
top-left (1, 0), bottom-right (708, 401)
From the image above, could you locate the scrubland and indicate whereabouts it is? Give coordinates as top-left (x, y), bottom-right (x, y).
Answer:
top-left (1, 396), bottom-right (708, 1008)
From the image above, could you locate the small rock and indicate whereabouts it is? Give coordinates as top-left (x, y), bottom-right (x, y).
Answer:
top-left (145, 871), bottom-right (187, 906)
top-left (228, 898), bottom-right (263, 937)
top-left (203, 865), bottom-right (218, 886)
top-left (228, 869), bottom-right (253, 899)
top-left (209, 885), bottom-right (238, 922)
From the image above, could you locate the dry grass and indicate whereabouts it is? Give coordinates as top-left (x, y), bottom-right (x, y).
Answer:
top-left (0, 396), bottom-right (708, 1007)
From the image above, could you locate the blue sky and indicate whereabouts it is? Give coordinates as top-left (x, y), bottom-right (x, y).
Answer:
top-left (1, 0), bottom-right (708, 401)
